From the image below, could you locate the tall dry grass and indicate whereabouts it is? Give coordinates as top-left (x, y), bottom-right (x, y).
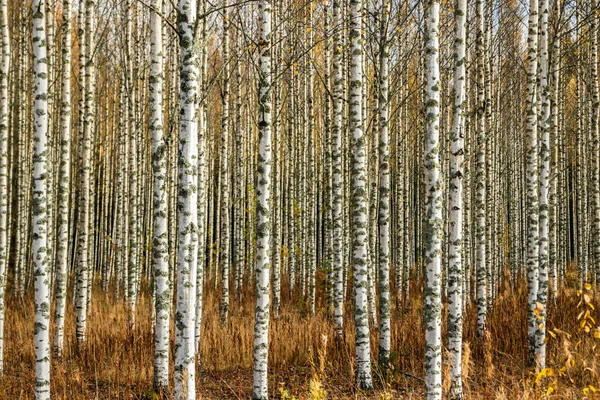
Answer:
top-left (0, 265), bottom-right (596, 399)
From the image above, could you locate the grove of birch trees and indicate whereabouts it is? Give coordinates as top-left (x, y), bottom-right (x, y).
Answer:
top-left (0, 0), bottom-right (599, 398)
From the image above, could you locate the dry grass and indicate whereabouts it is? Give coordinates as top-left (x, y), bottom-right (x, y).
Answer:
top-left (0, 266), bottom-right (597, 399)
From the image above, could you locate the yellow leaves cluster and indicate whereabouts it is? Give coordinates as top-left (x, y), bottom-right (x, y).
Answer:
top-left (583, 385), bottom-right (598, 397)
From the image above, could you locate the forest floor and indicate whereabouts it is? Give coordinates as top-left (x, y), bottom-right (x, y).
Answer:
top-left (1, 267), bottom-right (598, 399)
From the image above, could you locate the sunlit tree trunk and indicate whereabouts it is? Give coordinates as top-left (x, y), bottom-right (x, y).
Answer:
top-left (590, 0), bottom-right (600, 291)
top-left (475, 0), bottom-right (487, 337)
top-left (220, 0), bottom-right (231, 324)
top-left (332, 0), bottom-right (344, 338)
top-left (349, 0), bottom-right (373, 390)
top-left (0, 0), bottom-right (9, 374)
top-left (150, 0), bottom-right (170, 391)
top-left (53, 0), bottom-right (72, 359)
top-left (195, 0), bottom-right (208, 356)
top-left (32, 0), bottom-right (51, 396)
top-left (548, 0), bottom-right (561, 300)
top-left (251, 2), bottom-right (272, 398)
top-left (423, 0), bottom-right (443, 396)
top-left (525, 0), bottom-right (540, 364)
top-left (535, 0), bottom-right (550, 368)
top-left (448, 0), bottom-right (467, 392)
top-left (377, 0), bottom-right (391, 370)
top-left (175, 0), bottom-right (199, 398)
top-left (76, 0), bottom-right (95, 345)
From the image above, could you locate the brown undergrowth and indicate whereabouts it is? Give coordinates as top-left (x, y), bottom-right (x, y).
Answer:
top-left (0, 265), bottom-right (597, 399)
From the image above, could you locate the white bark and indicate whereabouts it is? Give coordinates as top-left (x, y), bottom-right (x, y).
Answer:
top-left (377, 0), bottom-right (391, 370)
top-left (349, 0), bottom-right (373, 390)
top-left (175, 0), bottom-right (199, 398)
top-left (332, 0), bottom-right (344, 338)
top-left (150, 0), bottom-right (170, 390)
top-left (75, 0), bottom-right (90, 345)
top-left (0, 0), bottom-right (10, 374)
top-left (535, 0), bottom-right (550, 368)
top-left (448, 0), bottom-right (467, 394)
top-left (32, 0), bottom-right (51, 397)
top-left (525, 0), bottom-right (540, 364)
top-left (53, 0), bottom-right (72, 359)
top-left (252, 2), bottom-right (272, 399)
top-left (423, 0), bottom-right (443, 396)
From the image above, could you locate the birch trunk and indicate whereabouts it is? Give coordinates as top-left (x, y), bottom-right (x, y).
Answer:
top-left (349, 0), bottom-right (373, 390)
top-left (448, 0), bottom-right (467, 392)
top-left (423, 0), bottom-right (443, 395)
top-left (525, 0), bottom-right (540, 364)
top-left (32, 0), bottom-right (51, 396)
top-left (53, 0), bottom-right (71, 359)
top-left (377, 0), bottom-right (391, 370)
top-left (332, 0), bottom-right (344, 338)
top-left (175, 0), bottom-right (199, 398)
top-left (252, 2), bottom-right (272, 398)
top-left (150, 0), bottom-right (170, 390)
top-left (535, 0), bottom-right (550, 368)
top-left (0, 0), bottom-right (9, 374)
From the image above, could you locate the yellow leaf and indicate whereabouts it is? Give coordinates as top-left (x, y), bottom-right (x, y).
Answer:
top-left (546, 386), bottom-right (554, 395)
top-left (584, 293), bottom-right (591, 303)
top-left (594, 330), bottom-right (600, 339)
top-left (585, 283), bottom-right (592, 290)
top-left (535, 368), bottom-right (548, 383)
top-left (549, 330), bottom-right (557, 339)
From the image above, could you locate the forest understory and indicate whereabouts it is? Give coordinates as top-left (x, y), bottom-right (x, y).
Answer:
top-left (1, 265), bottom-right (596, 399)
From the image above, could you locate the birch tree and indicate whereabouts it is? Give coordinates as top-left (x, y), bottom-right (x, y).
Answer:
top-left (423, 0), bottom-right (443, 395)
top-left (32, 0), bottom-right (51, 397)
top-left (447, 0), bottom-right (467, 392)
top-left (175, 0), bottom-right (199, 398)
top-left (252, 1), bottom-right (273, 398)
top-left (0, 0), bottom-right (9, 374)
top-left (535, 0), bottom-right (550, 368)
top-left (377, 0), bottom-right (391, 371)
top-left (150, 0), bottom-right (170, 391)
top-left (332, 0), bottom-right (345, 338)
top-left (76, 0), bottom-right (91, 345)
top-left (349, 0), bottom-right (373, 390)
top-left (53, 0), bottom-right (72, 358)
top-left (525, 0), bottom-right (540, 364)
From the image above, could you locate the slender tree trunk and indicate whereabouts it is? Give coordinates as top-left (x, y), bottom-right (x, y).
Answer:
top-left (332, 0), bottom-right (344, 338)
top-left (377, 0), bottom-right (391, 370)
top-left (349, 0), bottom-right (373, 390)
top-left (0, 0), bottom-right (9, 374)
top-left (220, 0), bottom-right (230, 324)
top-left (423, 0), bottom-right (443, 396)
top-left (447, 0), bottom-right (467, 393)
top-left (150, 0), bottom-right (170, 391)
top-left (525, 0), bottom-right (540, 365)
top-left (251, 2), bottom-right (272, 399)
top-left (535, 0), bottom-right (550, 368)
top-left (53, 0), bottom-right (72, 359)
top-left (32, 0), bottom-right (51, 396)
top-left (175, 0), bottom-right (199, 398)
top-left (475, 0), bottom-right (487, 337)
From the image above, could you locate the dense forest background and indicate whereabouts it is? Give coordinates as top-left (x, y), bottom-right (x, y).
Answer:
top-left (0, 0), bottom-right (599, 398)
